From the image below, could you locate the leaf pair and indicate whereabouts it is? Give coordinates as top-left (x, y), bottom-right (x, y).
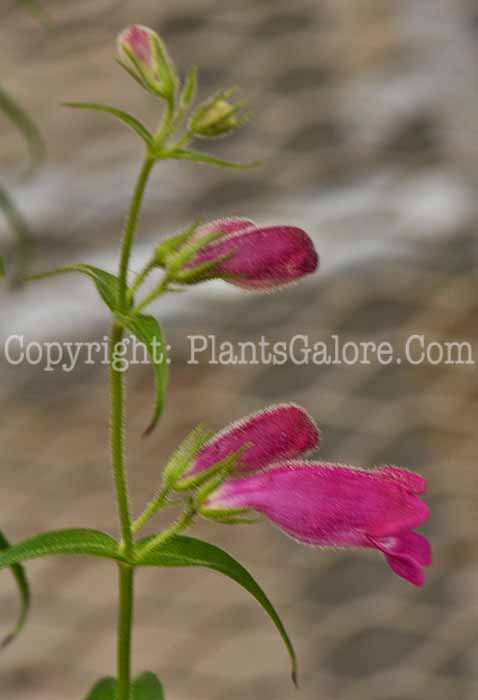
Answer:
top-left (65, 102), bottom-right (258, 170)
top-left (0, 529), bottom-right (297, 684)
top-left (88, 671), bottom-right (164, 699)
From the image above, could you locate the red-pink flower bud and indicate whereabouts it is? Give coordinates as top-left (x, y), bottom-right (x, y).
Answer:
top-left (183, 404), bottom-right (319, 482)
top-left (118, 25), bottom-right (154, 70)
top-left (205, 462), bottom-right (431, 586)
top-left (185, 221), bottom-right (319, 289)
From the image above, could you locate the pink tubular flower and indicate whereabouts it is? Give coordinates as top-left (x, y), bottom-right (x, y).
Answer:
top-left (184, 404), bottom-right (320, 480)
top-left (118, 25), bottom-right (154, 69)
top-left (187, 220), bottom-right (319, 289)
top-left (204, 462), bottom-right (431, 586)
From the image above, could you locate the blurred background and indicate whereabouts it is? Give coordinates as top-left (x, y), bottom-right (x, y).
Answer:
top-left (0, 1), bottom-right (476, 699)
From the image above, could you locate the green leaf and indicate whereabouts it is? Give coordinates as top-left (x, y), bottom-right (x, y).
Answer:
top-left (86, 677), bottom-right (117, 699)
top-left (0, 257), bottom-right (5, 278)
top-left (28, 264), bottom-right (121, 312)
top-left (117, 313), bottom-right (169, 437)
top-left (137, 535), bottom-right (298, 685)
top-left (132, 672), bottom-right (165, 699)
top-left (0, 530), bottom-right (31, 649)
top-left (64, 102), bottom-right (155, 149)
top-left (0, 529), bottom-right (122, 571)
top-left (0, 85), bottom-right (45, 168)
top-left (168, 148), bottom-right (260, 170)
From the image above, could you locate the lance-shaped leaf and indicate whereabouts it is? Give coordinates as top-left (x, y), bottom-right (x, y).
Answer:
top-left (86, 677), bottom-right (117, 699)
top-left (64, 102), bottom-right (155, 149)
top-left (137, 535), bottom-right (298, 685)
top-left (29, 264), bottom-right (121, 312)
top-left (0, 85), bottom-right (45, 168)
top-left (132, 672), bottom-right (165, 699)
top-left (166, 148), bottom-right (260, 170)
top-left (0, 529), bottom-right (122, 570)
top-left (117, 313), bottom-right (169, 437)
top-left (0, 530), bottom-right (31, 650)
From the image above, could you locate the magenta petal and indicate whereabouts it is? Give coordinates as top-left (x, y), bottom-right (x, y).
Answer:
top-left (376, 466), bottom-right (427, 494)
top-left (206, 462), bottom-right (430, 585)
top-left (188, 405), bottom-right (319, 477)
top-left (385, 553), bottom-right (425, 586)
top-left (370, 531), bottom-right (431, 567)
top-left (191, 225), bottom-right (319, 289)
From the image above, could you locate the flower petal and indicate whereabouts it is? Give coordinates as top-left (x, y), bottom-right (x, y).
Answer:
top-left (369, 530), bottom-right (431, 566)
top-left (188, 405), bottom-right (319, 478)
top-left (191, 225), bottom-right (319, 290)
top-left (206, 462), bottom-right (430, 549)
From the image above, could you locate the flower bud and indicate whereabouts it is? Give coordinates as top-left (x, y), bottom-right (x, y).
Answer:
top-left (179, 221), bottom-right (319, 289)
top-left (182, 404), bottom-right (319, 482)
top-left (117, 25), bottom-right (177, 99)
top-left (189, 91), bottom-right (248, 138)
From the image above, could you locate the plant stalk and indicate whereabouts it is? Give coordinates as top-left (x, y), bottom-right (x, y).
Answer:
top-left (110, 321), bottom-right (133, 558)
top-left (118, 156), bottom-right (155, 310)
top-left (117, 564), bottom-right (135, 700)
top-left (112, 156), bottom-right (156, 697)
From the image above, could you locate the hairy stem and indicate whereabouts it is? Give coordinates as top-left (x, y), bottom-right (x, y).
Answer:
top-left (118, 156), bottom-right (155, 310)
top-left (131, 485), bottom-right (172, 534)
top-left (133, 274), bottom-right (170, 314)
top-left (138, 503), bottom-right (196, 557)
top-left (117, 564), bottom-right (134, 700)
top-left (110, 322), bottom-right (133, 557)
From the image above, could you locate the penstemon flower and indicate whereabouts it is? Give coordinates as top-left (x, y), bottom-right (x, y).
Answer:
top-left (203, 461), bottom-right (431, 586)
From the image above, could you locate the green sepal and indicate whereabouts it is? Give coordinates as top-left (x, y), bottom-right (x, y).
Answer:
top-left (173, 252), bottom-right (233, 285)
top-left (162, 423), bottom-right (213, 488)
top-left (28, 264), bottom-right (122, 312)
top-left (153, 219), bottom-right (202, 267)
top-left (86, 677), bottom-right (116, 699)
top-left (177, 443), bottom-right (250, 492)
top-left (0, 530), bottom-right (31, 650)
top-left (0, 529), bottom-right (123, 570)
top-left (198, 503), bottom-right (256, 524)
top-left (0, 85), bottom-right (45, 169)
top-left (167, 148), bottom-right (261, 170)
top-left (132, 671), bottom-right (165, 699)
top-left (116, 313), bottom-right (168, 436)
top-left (179, 66), bottom-right (198, 113)
top-left (165, 228), bottom-right (227, 274)
top-left (151, 34), bottom-right (179, 102)
top-left (64, 102), bottom-right (155, 149)
top-left (136, 535), bottom-right (298, 686)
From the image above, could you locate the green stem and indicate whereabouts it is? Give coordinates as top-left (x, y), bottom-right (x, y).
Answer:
top-left (131, 485), bottom-right (172, 534)
top-left (118, 157), bottom-right (155, 310)
top-left (138, 504), bottom-right (196, 558)
top-left (133, 274), bottom-right (170, 315)
top-left (127, 259), bottom-right (155, 304)
top-left (110, 322), bottom-right (133, 558)
top-left (117, 564), bottom-right (134, 700)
